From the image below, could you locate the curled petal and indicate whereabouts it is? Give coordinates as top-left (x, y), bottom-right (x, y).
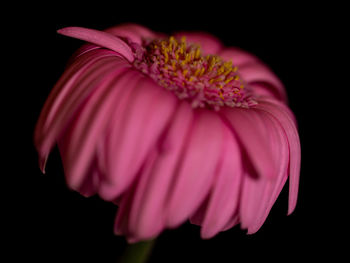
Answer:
top-left (57, 27), bottom-right (135, 62)
top-left (35, 51), bottom-right (129, 172)
top-left (240, 108), bottom-right (289, 233)
top-left (258, 97), bottom-right (298, 126)
top-left (104, 23), bottom-right (157, 44)
top-left (68, 44), bottom-right (101, 64)
top-left (61, 69), bottom-right (140, 190)
top-left (255, 100), bottom-right (301, 215)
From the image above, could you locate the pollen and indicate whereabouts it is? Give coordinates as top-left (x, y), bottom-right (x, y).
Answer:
top-left (133, 36), bottom-right (257, 109)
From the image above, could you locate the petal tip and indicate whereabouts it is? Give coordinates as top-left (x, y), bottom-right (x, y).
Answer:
top-left (39, 155), bottom-right (48, 174)
top-left (56, 27), bottom-right (75, 36)
top-left (200, 229), bottom-right (217, 240)
top-left (287, 203), bottom-right (297, 216)
top-left (247, 229), bottom-right (258, 235)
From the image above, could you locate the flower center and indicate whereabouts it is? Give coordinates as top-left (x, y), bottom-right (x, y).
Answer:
top-left (133, 36), bottom-right (257, 110)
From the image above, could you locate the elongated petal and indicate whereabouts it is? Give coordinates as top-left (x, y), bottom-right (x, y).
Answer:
top-left (255, 100), bottom-right (301, 215)
top-left (239, 173), bottom-right (270, 230)
top-left (238, 108), bottom-right (282, 230)
top-left (35, 49), bottom-right (113, 145)
top-left (256, 110), bottom-right (289, 217)
top-left (247, 83), bottom-right (282, 100)
top-left (174, 32), bottom-right (223, 55)
top-left (35, 52), bottom-right (128, 172)
top-left (165, 110), bottom-right (224, 228)
top-left (104, 23), bottom-right (157, 44)
top-left (57, 27), bottom-right (134, 62)
top-left (36, 49), bottom-right (117, 132)
top-left (95, 74), bottom-right (144, 197)
top-left (96, 72), bottom-right (145, 200)
top-left (78, 163), bottom-right (101, 198)
top-left (221, 215), bottom-right (239, 232)
top-left (62, 69), bottom-right (140, 190)
top-left (99, 78), bottom-right (177, 200)
top-left (241, 109), bottom-right (289, 233)
top-left (189, 196), bottom-right (210, 226)
top-left (238, 62), bottom-right (287, 102)
top-left (258, 97), bottom-right (298, 125)
top-left (44, 54), bottom-right (124, 130)
top-left (114, 150), bottom-right (158, 242)
top-left (58, 143), bottom-right (101, 198)
top-left (221, 107), bottom-right (277, 179)
top-left (218, 47), bottom-right (287, 101)
top-left (68, 44), bottom-right (101, 64)
top-left (126, 102), bottom-right (194, 240)
top-left (200, 123), bottom-right (243, 239)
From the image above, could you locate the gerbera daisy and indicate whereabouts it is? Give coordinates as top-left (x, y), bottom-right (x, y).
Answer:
top-left (34, 24), bottom-right (300, 243)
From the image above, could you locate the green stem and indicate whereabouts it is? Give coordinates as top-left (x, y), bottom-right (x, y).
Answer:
top-left (118, 239), bottom-right (156, 263)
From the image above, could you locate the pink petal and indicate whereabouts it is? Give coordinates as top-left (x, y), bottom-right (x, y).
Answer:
top-left (35, 49), bottom-right (106, 149)
top-left (247, 82), bottom-right (282, 100)
top-left (189, 197), bottom-right (210, 226)
top-left (221, 215), bottom-right (239, 232)
top-left (98, 77), bottom-right (177, 200)
top-left (34, 51), bottom-right (128, 172)
top-left (67, 44), bottom-right (101, 64)
top-left (114, 150), bottom-right (158, 242)
top-left (44, 54), bottom-right (124, 130)
top-left (219, 47), bottom-right (259, 67)
top-left (238, 62), bottom-right (287, 102)
top-left (61, 69), bottom-right (141, 190)
top-left (255, 100), bottom-right (301, 215)
top-left (165, 110), bottom-right (224, 228)
top-left (104, 23), bottom-right (157, 44)
top-left (173, 32), bottom-right (223, 55)
top-left (58, 142), bottom-right (101, 198)
top-left (221, 107), bottom-right (277, 179)
top-left (200, 123), bottom-right (243, 239)
top-left (37, 49), bottom-right (117, 131)
top-left (57, 27), bottom-right (134, 62)
top-left (96, 72), bottom-right (144, 200)
top-left (78, 163), bottom-right (101, 198)
top-left (218, 48), bottom-right (287, 102)
top-left (127, 102), bottom-right (194, 240)
top-left (241, 109), bottom-right (289, 234)
top-left (258, 97), bottom-right (298, 126)
top-left (239, 173), bottom-right (271, 231)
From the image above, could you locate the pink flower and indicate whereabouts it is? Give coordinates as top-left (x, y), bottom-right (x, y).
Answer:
top-left (34, 24), bottom-right (301, 243)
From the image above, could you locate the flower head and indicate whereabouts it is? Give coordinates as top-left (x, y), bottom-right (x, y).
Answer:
top-left (34, 24), bottom-right (300, 242)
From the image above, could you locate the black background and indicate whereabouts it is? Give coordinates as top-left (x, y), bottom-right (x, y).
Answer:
top-left (10, 1), bottom-right (342, 262)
